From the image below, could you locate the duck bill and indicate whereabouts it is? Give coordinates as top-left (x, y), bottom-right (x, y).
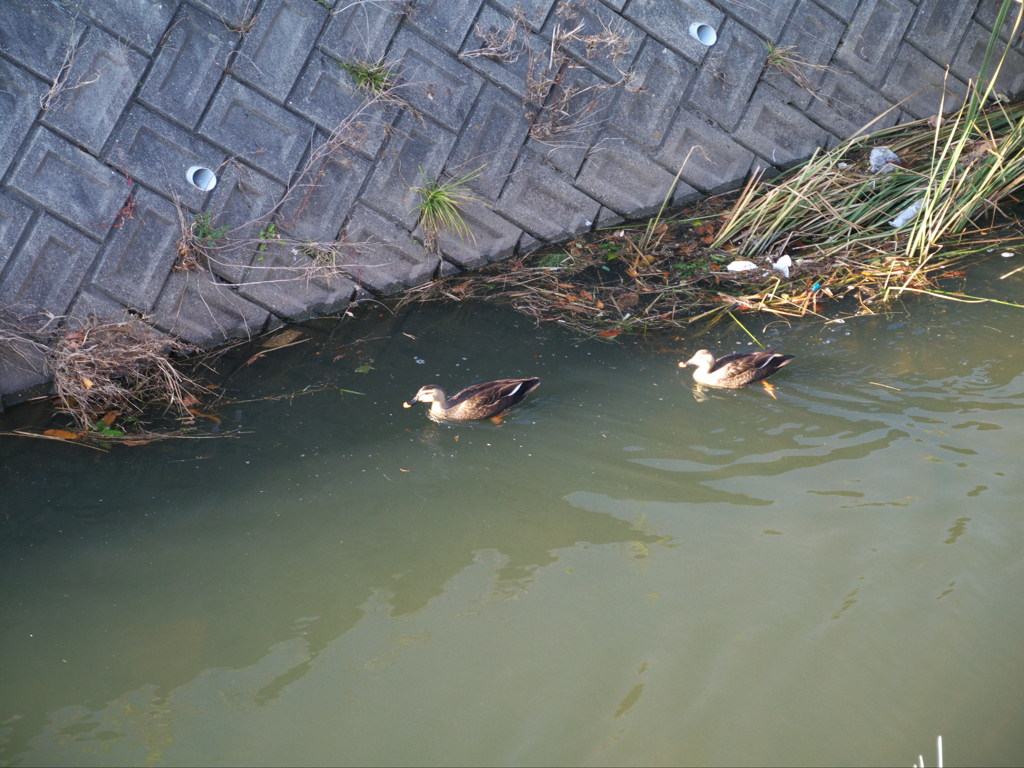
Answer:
top-left (402, 398), bottom-right (417, 408)
top-left (679, 359), bottom-right (693, 368)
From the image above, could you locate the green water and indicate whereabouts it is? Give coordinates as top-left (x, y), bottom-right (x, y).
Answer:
top-left (1, 258), bottom-right (1023, 766)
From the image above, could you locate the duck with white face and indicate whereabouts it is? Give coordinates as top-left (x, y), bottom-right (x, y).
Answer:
top-left (403, 377), bottom-right (541, 422)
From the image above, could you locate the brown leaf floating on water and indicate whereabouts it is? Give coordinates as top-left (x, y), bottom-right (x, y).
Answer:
top-left (44, 429), bottom-right (82, 440)
top-left (261, 328), bottom-right (303, 348)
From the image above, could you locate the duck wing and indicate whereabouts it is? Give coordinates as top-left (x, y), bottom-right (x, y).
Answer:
top-left (713, 348), bottom-right (792, 373)
top-left (447, 378), bottom-right (541, 418)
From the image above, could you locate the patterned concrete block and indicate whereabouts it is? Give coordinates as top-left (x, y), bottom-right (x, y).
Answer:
top-left (0, 0), bottom-right (84, 80)
top-left (576, 131), bottom-right (689, 216)
top-left (609, 39), bottom-right (695, 152)
top-left (760, 0), bottom-right (846, 111)
top-left (359, 113), bottom-right (458, 230)
top-left (388, 28), bottom-right (485, 133)
top-left (200, 78), bottom-right (315, 183)
top-left (236, 242), bottom-right (357, 320)
top-left (341, 205), bottom-right (440, 294)
top-left (288, 52), bottom-right (398, 159)
top-left (41, 27), bottom-right (148, 154)
top-left (655, 110), bottom-right (755, 194)
top-left (596, 204), bottom-right (624, 228)
top-left (234, 0), bottom-right (329, 101)
top-left (0, 334), bottom-right (50, 402)
top-left (976, 0), bottom-right (1024, 47)
top-left (458, 4), bottom-right (545, 99)
top-left (817, 0), bottom-right (861, 22)
top-left (8, 127), bottom-right (129, 240)
top-left (90, 187), bottom-right (180, 313)
top-left (525, 65), bottom-right (619, 177)
top-left (190, 0), bottom-right (256, 25)
top-left (688, 19), bottom-right (765, 132)
top-left (111, 105), bottom-right (227, 208)
top-left (65, 0), bottom-right (175, 54)
top-left (624, 0), bottom-right (723, 64)
top-left (151, 271), bottom-right (270, 345)
top-left (0, 193), bottom-right (34, 275)
top-left (446, 84), bottom-right (531, 201)
top-left (319, 0), bottom-right (403, 62)
top-left (0, 59), bottom-right (45, 178)
top-left (883, 45), bottom-right (968, 119)
top-left (490, 0), bottom-right (556, 30)
top-left (204, 162), bottom-right (287, 282)
top-left (406, 0), bottom-right (481, 52)
top-left (418, 201), bottom-right (523, 269)
top-left (498, 150), bottom-right (601, 241)
top-left (517, 231), bottom-right (543, 254)
top-left (0, 215), bottom-right (100, 315)
top-left (277, 143), bottom-right (372, 243)
top-left (734, 85), bottom-right (832, 167)
top-left (718, 0), bottom-right (795, 41)
top-left (140, 4), bottom-right (238, 129)
top-left (538, 0), bottom-right (643, 82)
top-left (68, 286), bottom-right (130, 325)
top-left (907, 0), bottom-right (978, 65)
top-left (836, 0), bottom-right (915, 87)
top-left (806, 70), bottom-right (900, 140)
top-left (952, 21), bottom-right (1024, 98)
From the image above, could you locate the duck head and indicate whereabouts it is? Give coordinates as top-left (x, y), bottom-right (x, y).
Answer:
top-left (403, 385), bottom-right (446, 409)
top-left (679, 349), bottom-right (715, 371)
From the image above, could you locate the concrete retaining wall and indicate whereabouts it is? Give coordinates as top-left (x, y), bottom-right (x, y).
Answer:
top-left (1, 0), bottom-right (1021, 404)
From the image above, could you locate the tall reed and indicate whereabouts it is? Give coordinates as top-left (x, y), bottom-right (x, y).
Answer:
top-left (712, 0), bottom-right (1024, 272)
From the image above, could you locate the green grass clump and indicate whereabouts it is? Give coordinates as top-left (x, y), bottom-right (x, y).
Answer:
top-left (337, 58), bottom-right (398, 96)
top-left (412, 167), bottom-right (485, 251)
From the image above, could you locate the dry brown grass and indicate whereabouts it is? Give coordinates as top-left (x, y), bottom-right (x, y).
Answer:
top-left (50, 318), bottom-right (201, 431)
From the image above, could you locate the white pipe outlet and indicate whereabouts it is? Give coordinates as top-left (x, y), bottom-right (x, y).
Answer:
top-left (689, 23), bottom-right (717, 46)
top-left (186, 166), bottom-right (217, 191)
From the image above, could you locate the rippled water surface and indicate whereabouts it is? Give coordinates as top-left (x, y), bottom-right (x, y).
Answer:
top-left (2, 258), bottom-right (1023, 766)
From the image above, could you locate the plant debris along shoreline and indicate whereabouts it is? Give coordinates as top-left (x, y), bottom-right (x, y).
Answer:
top-left (399, 96), bottom-right (1024, 337)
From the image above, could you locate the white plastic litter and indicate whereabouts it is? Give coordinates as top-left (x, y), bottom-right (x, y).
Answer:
top-left (773, 254), bottom-right (792, 278)
top-left (726, 260), bottom-right (758, 272)
top-left (889, 199), bottom-right (922, 228)
top-left (1002, 251), bottom-right (1014, 257)
top-left (869, 147), bottom-right (901, 174)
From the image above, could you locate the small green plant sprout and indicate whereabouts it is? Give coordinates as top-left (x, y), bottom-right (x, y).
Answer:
top-left (192, 210), bottom-right (230, 247)
top-left (256, 223), bottom-right (283, 260)
top-left (175, 209), bottom-right (229, 271)
top-left (336, 57), bottom-right (399, 97)
top-left (411, 166), bottom-right (485, 253)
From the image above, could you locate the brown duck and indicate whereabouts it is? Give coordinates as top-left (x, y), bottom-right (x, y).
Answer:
top-left (403, 377), bottom-right (540, 421)
top-left (679, 349), bottom-right (794, 389)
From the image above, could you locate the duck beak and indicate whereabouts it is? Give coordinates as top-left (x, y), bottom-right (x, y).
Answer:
top-left (403, 399), bottom-right (416, 408)
top-left (678, 360), bottom-right (689, 368)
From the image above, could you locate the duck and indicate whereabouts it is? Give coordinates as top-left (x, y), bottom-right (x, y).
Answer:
top-left (679, 348), bottom-right (794, 389)
top-left (403, 377), bottom-right (541, 421)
